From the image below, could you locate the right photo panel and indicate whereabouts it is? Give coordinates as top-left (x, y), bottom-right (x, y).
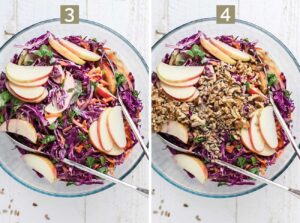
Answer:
top-left (151, 0), bottom-right (300, 222)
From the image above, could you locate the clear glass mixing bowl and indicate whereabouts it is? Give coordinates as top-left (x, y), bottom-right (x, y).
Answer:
top-left (0, 19), bottom-right (149, 197)
top-left (152, 18), bottom-right (300, 198)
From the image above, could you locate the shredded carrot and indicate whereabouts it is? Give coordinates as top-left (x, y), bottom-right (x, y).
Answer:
top-left (255, 155), bottom-right (267, 166)
top-left (72, 119), bottom-right (88, 133)
top-left (45, 112), bottom-right (62, 118)
top-left (99, 79), bottom-right (109, 86)
top-left (74, 144), bottom-right (84, 153)
top-left (63, 125), bottom-right (72, 133)
top-left (102, 97), bottom-right (114, 103)
top-left (80, 41), bottom-right (89, 50)
top-left (103, 155), bottom-right (116, 164)
top-left (225, 145), bottom-right (235, 153)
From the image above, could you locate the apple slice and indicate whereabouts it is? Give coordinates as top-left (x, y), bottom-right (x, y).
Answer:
top-left (259, 106), bottom-right (278, 149)
top-left (174, 154), bottom-right (208, 184)
top-left (7, 75), bottom-right (49, 87)
top-left (160, 82), bottom-right (196, 101)
top-left (48, 37), bottom-right (85, 65)
top-left (247, 84), bottom-right (268, 100)
top-left (184, 90), bottom-right (200, 102)
top-left (8, 82), bottom-right (45, 100)
top-left (52, 65), bottom-right (65, 84)
top-left (89, 121), bottom-right (124, 156)
top-left (96, 85), bottom-right (116, 99)
top-left (160, 76), bottom-right (200, 87)
top-left (45, 72), bottom-right (75, 114)
top-left (0, 119), bottom-right (37, 143)
top-left (250, 109), bottom-right (266, 152)
top-left (22, 154), bottom-right (57, 183)
top-left (241, 127), bottom-right (276, 156)
top-left (200, 38), bottom-right (236, 65)
top-left (241, 127), bottom-right (255, 151)
top-left (97, 109), bottom-right (113, 151)
top-left (59, 39), bottom-right (101, 61)
top-left (101, 63), bottom-right (117, 95)
top-left (210, 38), bottom-right (251, 61)
top-left (107, 106), bottom-right (127, 149)
top-left (6, 62), bottom-right (53, 83)
top-left (157, 62), bottom-right (204, 83)
top-left (160, 121), bottom-right (189, 144)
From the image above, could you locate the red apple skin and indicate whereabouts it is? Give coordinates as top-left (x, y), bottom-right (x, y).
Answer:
top-left (248, 84), bottom-right (268, 100)
top-left (8, 76), bottom-right (48, 87)
top-left (96, 85), bottom-right (116, 99)
top-left (97, 109), bottom-right (113, 152)
top-left (162, 89), bottom-right (195, 102)
top-left (101, 63), bottom-right (117, 95)
top-left (160, 76), bottom-right (200, 88)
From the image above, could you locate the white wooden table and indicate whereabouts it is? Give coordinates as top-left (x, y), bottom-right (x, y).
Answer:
top-left (0, 1), bottom-right (148, 223)
top-left (152, 0), bottom-right (300, 223)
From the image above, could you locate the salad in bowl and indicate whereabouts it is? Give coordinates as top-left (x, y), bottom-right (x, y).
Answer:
top-left (152, 30), bottom-right (294, 186)
top-left (0, 31), bottom-right (143, 186)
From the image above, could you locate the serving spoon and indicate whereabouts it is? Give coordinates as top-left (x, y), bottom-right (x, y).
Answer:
top-left (104, 54), bottom-right (149, 160)
top-left (157, 133), bottom-right (300, 199)
top-left (2, 132), bottom-right (149, 197)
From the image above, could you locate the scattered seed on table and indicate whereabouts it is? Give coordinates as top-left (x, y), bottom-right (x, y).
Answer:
top-left (158, 205), bottom-right (162, 210)
top-left (32, 203), bottom-right (38, 207)
top-left (152, 189), bottom-right (155, 195)
top-left (45, 214), bottom-right (50, 220)
top-left (10, 210), bottom-right (13, 215)
top-left (0, 188), bottom-right (4, 195)
top-left (2, 209), bottom-right (8, 213)
top-left (160, 199), bottom-right (164, 204)
top-left (153, 210), bottom-right (158, 214)
top-left (183, 203), bottom-right (189, 208)
top-left (195, 215), bottom-right (201, 221)
top-left (160, 211), bottom-right (164, 216)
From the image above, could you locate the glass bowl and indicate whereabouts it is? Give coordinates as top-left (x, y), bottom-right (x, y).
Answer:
top-left (152, 18), bottom-right (300, 198)
top-left (0, 19), bottom-right (149, 197)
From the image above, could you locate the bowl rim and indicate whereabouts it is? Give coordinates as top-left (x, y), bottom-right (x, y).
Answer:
top-left (0, 18), bottom-right (148, 198)
top-left (152, 17), bottom-right (300, 198)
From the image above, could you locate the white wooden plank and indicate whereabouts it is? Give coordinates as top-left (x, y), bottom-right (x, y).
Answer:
top-left (0, 0), bottom-right (16, 46)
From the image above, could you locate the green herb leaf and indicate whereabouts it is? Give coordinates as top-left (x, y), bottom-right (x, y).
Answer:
top-left (90, 81), bottom-right (98, 89)
top-left (186, 50), bottom-right (194, 58)
top-left (191, 44), bottom-right (205, 58)
top-left (267, 73), bottom-right (278, 86)
top-left (249, 167), bottom-right (259, 175)
top-left (283, 90), bottom-right (292, 98)
top-left (218, 182), bottom-right (228, 187)
top-left (78, 131), bottom-right (87, 141)
top-left (0, 114), bottom-right (4, 124)
top-left (236, 145), bottom-right (241, 150)
top-left (132, 90), bottom-right (140, 98)
top-left (230, 135), bottom-right (236, 142)
top-left (86, 156), bottom-right (96, 168)
top-left (194, 137), bottom-right (207, 143)
top-left (68, 107), bottom-right (80, 121)
top-left (244, 38), bottom-right (250, 42)
top-left (99, 156), bottom-right (106, 165)
top-left (97, 166), bottom-right (107, 174)
top-left (34, 44), bottom-right (53, 58)
top-left (237, 157), bottom-right (247, 168)
top-left (116, 72), bottom-right (126, 87)
top-left (66, 181), bottom-right (75, 186)
top-left (245, 82), bottom-right (250, 91)
top-left (11, 97), bottom-right (23, 112)
top-left (0, 91), bottom-right (12, 108)
top-left (92, 37), bottom-right (97, 42)
top-left (41, 135), bottom-right (55, 144)
top-left (71, 82), bottom-right (83, 103)
top-left (251, 156), bottom-right (257, 165)
top-left (48, 123), bottom-right (57, 130)
top-left (67, 88), bottom-right (75, 93)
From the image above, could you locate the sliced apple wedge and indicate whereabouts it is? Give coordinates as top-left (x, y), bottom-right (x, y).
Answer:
top-left (107, 106), bottom-right (127, 149)
top-left (8, 75), bottom-right (49, 87)
top-left (259, 106), bottom-right (278, 149)
top-left (241, 127), bottom-right (275, 156)
top-left (48, 37), bottom-right (85, 65)
top-left (160, 82), bottom-right (196, 101)
top-left (22, 154), bottom-right (57, 183)
top-left (157, 62), bottom-right (204, 83)
top-left (249, 109), bottom-right (266, 152)
top-left (160, 121), bottom-right (189, 144)
top-left (7, 83), bottom-right (48, 103)
top-left (89, 121), bottom-right (124, 156)
top-left (184, 90), bottom-right (200, 102)
top-left (52, 65), bottom-right (65, 84)
top-left (6, 62), bottom-right (52, 83)
top-left (160, 76), bottom-right (200, 87)
top-left (96, 85), bottom-right (116, 99)
top-left (0, 119), bottom-right (37, 143)
top-left (101, 63), bottom-right (117, 95)
top-left (200, 38), bottom-right (236, 65)
top-left (210, 38), bottom-right (251, 61)
top-left (8, 82), bottom-right (45, 100)
top-left (247, 84), bottom-right (268, 100)
top-left (97, 109), bottom-right (113, 151)
top-left (59, 39), bottom-right (100, 61)
top-left (45, 73), bottom-right (75, 114)
top-left (174, 154), bottom-right (208, 184)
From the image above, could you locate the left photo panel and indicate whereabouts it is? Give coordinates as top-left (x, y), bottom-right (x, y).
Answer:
top-left (0, 1), bottom-right (149, 223)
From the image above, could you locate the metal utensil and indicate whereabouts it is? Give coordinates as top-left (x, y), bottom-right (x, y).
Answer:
top-left (157, 134), bottom-right (300, 199)
top-left (4, 133), bottom-right (149, 197)
top-left (104, 55), bottom-right (149, 160)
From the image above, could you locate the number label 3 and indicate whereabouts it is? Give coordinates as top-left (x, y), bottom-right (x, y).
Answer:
top-left (216, 5), bottom-right (235, 24)
top-left (60, 5), bottom-right (79, 24)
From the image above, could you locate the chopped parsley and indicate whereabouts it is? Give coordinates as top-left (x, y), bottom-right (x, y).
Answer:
top-left (99, 156), bottom-right (106, 165)
top-left (186, 44), bottom-right (205, 59)
top-left (11, 97), bottom-right (23, 112)
top-left (230, 134), bottom-right (236, 142)
top-left (86, 156), bottom-right (96, 168)
top-left (68, 108), bottom-right (80, 121)
top-left (0, 114), bottom-right (4, 124)
top-left (71, 82), bottom-right (83, 102)
top-left (218, 182), bottom-right (228, 187)
top-left (132, 90), bottom-right (140, 98)
top-left (0, 91), bottom-right (12, 108)
top-left (41, 135), bottom-right (55, 144)
top-left (244, 38), bottom-right (250, 42)
top-left (116, 72), bottom-right (126, 87)
top-left (66, 181), bottom-right (75, 186)
top-left (236, 145), bottom-right (242, 150)
top-left (90, 81), bottom-right (98, 89)
top-left (249, 167), bottom-right (259, 175)
top-left (245, 82), bottom-right (250, 91)
top-left (193, 137), bottom-right (207, 143)
top-left (48, 123), bottom-right (57, 130)
top-left (78, 131), bottom-right (87, 141)
top-left (284, 90), bottom-right (292, 98)
top-left (34, 44), bottom-right (53, 58)
top-left (237, 157), bottom-right (247, 168)
top-left (97, 166), bottom-right (107, 174)
top-left (267, 73), bottom-right (278, 86)
top-left (251, 156), bottom-right (257, 165)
